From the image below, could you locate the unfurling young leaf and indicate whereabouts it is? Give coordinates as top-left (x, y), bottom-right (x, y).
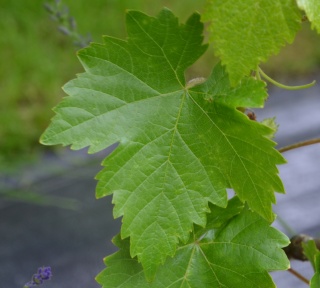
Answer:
top-left (202, 0), bottom-right (302, 85)
top-left (41, 8), bottom-right (285, 280)
top-left (96, 199), bottom-right (290, 288)
top-left (261, 117), bottom-right (279, 139)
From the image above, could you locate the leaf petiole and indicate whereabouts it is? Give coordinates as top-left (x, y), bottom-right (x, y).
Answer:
top-left (278, 138), bottom-right (320, 153)
top-left (258, 68), bottom-right (316, 90)
top-left (287, 268), bottom-right (309, 284)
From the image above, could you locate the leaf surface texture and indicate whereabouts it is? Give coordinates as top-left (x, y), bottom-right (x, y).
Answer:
top-left (203, 0), bottom-right (301, 84)
top-left (41, 9), bottom-right (285, 277)
top-left (97, 200), bottom-right (290, 287)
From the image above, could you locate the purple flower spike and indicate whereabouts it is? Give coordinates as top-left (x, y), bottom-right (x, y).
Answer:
top-left (38, 266), bottom-right (52, 280)
top-left (23, 266), bottom-right (52, 287)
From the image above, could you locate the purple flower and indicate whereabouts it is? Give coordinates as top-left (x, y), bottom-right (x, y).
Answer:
top-left (37, 267), bottom-right (52, 280)
top-left (23, 266), bottom-right (52, 288)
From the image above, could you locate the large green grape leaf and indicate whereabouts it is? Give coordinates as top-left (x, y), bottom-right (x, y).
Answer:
top-left (297, 0), bottom-right (320, 33)
top-left (203, 0), bottom-right (301, 84)
top-left (96, 201), bottom-right (290, 288)
top-left (40, 8), bottom-right (285, 279)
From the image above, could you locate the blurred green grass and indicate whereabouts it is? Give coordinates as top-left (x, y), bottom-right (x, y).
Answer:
top-left (1, 0), bottom-right (320, 169)
top-left (0, 0), bottom-right (208, 169)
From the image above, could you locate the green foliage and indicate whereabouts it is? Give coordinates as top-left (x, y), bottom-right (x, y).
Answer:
top-left (0, 0), bottom-right (204, 165)
top-left (297, 0), bottom-right (320, 33)
top-left (303, 240), bottom-right (320, 287)
top-left (303, 240), bottom-right (320, 271)
top-left (311, 254), bottom-right (320, 288)
top-left (4, 0), bottom-right (320, 165)
top-left (41, 8), bottom-right (286, 280)
top-left (202, 0), bottom-right (302, 85)
top-left (40, 1), bottom-right (320, 287)
top-left (96, 198), bottom-right (289, 288)
top-left (261, 118), bottom-right (279, 139)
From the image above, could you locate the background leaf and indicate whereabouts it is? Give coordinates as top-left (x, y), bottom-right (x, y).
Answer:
top-left (303, 240), bottom-right (320, 271)
top-left (311, 253), bottom-right (320, 288)
top-left (297, 0), bottom-right (320, 33)
top-left (97, 202), bottom-right (290, 288)
top-left (41, 8), bottom-right (285, 278)
top-left (203, 0), bottom-right (301, 84)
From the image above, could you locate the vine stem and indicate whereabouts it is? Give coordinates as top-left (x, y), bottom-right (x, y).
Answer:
top-left (258, 68), bottom-right (316, 90)
top-left (278, 138), bottom-right (320, 153)
top-left (287, 268), bottom-right (309, 285)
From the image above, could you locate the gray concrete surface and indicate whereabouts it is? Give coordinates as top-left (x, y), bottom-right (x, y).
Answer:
top-left (1, 81), bottom-right (320, 288)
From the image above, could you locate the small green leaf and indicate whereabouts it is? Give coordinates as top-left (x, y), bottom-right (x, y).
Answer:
top-left (97, 206), bottom-right (290, 288)
top-left (302, 240), bottom-right (320, 287)
top-left (303, 240), bottom-right (320, 271)
top-left (297, 0), bottom-right (320, 33)
top-left (261, 117), bottom-right (279, 139)
top-left (311, 254), bottom-right (320, 288)
top-left (194, 62), bottom-right (268, 108)
top-left (96, 236), bottom-right (147, 287)
top-left (193, 196), bottom-right (244, 239)
top-left (203, 0), bottom-right (301, 84)
top-left (205, 195), bottom-right (244, 230)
